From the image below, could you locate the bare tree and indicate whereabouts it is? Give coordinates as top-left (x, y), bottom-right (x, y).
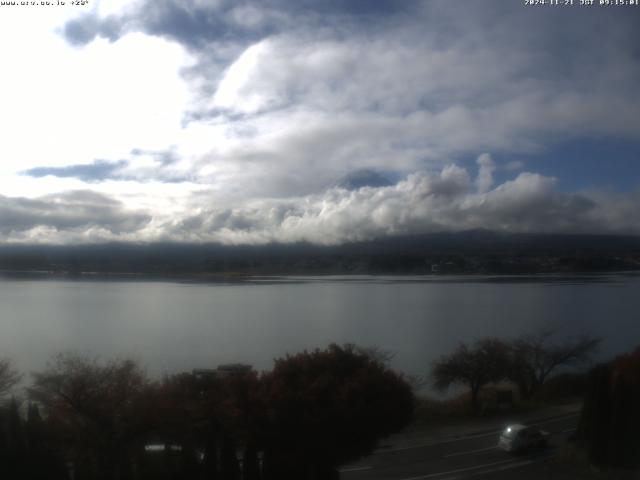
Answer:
top-left (0, 358), bottom-right (21, 399)
top-left (508, 330), bottom-right (601, 399)
top-left (29, 352), bottom-right (155, 480)
top-left (355, 344), bottom-right (396, 366)
top-left (432, 338), bottom-right (510, 412)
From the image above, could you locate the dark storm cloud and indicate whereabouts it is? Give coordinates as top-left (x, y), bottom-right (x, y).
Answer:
top-left (61, 0), bottom-right (418, 47)
top-left (23, 160), bottom-right (128, 183)
top-left (61, 1), bottom-right (267, 48)
top-left (138, 1), bottom-right (263, 49)
top-left (0, 190), bottom-right (151, 238)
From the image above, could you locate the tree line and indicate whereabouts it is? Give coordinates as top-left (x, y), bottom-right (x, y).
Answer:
top-left (0, 345), bottom-right (414, 480)
top-left (431, 330), bottom-right (601, 411)
top-left (576, 345), bottom-right (640, 469)
top-left (432, 335), bottom-right (640, 470)
top-left (0, 331), bottom-right (608, 479)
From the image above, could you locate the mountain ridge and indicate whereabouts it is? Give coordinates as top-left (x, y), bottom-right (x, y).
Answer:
top-left (1, 231), bottom-right (639, 276)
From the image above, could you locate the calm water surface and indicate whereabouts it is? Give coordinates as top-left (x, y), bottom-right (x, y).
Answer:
top-left (1, 274), bottom-right (638, 378)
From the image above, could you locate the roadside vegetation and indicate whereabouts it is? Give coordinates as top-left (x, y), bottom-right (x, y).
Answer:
top-left (566, 345), bottom-right (640, 473)
top-left (421, 333), bottom-right (639, 476)
top-left (2, 333), bottom-right (635, 479)
top-left (408, 331), bottom-right (600, 428)
top-left (428, 330), bottom-right (601, 414)
top-left (413, 372), bottom-right (589, 427)
top-left (0, 344), bottom-right (414, 480)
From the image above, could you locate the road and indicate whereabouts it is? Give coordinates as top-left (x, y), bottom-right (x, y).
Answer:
top-left (340, 414), bottom-right (579, 480)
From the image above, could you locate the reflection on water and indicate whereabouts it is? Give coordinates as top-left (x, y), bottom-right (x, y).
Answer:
top-left (0, 274), bottom-right (638, 380)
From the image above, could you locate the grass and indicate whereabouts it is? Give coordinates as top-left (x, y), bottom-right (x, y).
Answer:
top-left (411, 375), bottom-right (588, 427)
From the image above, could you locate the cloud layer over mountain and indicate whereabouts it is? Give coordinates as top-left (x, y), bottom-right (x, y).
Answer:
top-left (1, 1), bottom-right (638, 244)
top-left (6, 160), bottom-right (640, 245)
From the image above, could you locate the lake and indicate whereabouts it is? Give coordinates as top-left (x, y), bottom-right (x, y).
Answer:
top-left (1, 273), bottom-right (638, 381)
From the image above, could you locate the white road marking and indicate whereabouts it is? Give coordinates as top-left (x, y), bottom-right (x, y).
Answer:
top-left (444, 446), bottom-right (497, 458)
top-left (438, 458), bottom-right (539, 480)
top-left (378, 412), bottom-right (579, 453)
top-left (529, 413), bottom-right (579, 427)
top-left (339, 465), bottom-right (372, 473)
top-left (399, 454), bottom-right (550, 480)
top-left (378, 431), bottom-right (499, 453)
top-left (400, 458), bottom-right (529, 480)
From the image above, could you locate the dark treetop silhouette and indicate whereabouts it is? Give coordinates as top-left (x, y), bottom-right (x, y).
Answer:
top-left (12, 344), bottom-right (414, 480)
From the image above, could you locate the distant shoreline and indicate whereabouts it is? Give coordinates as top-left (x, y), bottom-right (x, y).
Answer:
top-left (1, 233), bottom-right (639, 279)
top-left (1, 269), bottom-right (638, 285)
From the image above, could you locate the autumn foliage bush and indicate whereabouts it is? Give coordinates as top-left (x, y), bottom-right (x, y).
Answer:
top-left (577, 346), bottom-right (640, 469)
top-left (262, 344), bottom-right (414, 479)
top-left (8, 344), bottom-right (414, 480)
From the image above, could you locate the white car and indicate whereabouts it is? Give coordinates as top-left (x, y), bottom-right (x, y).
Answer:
top-left (498, 424), bottom-right (549, 453)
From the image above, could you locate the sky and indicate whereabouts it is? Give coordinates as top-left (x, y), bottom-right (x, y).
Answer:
top-left (0, 0), bottom-right (639, 245)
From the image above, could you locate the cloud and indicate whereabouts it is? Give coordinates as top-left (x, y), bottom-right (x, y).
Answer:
top-left (23, 160), bottom-right (128, 183)
top-left (155, 165), bottom-right (640, 245)
top-left (504, 160), bottom-right (525, 172)
top-left (22, 152), bottom-right (193, 184)
top-left (63, 13), bottom-right (125, 46)
top-left (2, 164), bottom-right (640, 245)
top-left (476, 153), bottom-right (495, 194)
top-left (5, 0), bottom-right (633, 247)
top-left (0, 29), bottom-right (191, 178)
top-left (54, 1), bottom-right (640, 203)
top-left (337, 169), bottom-right (393, 191)
top-left (60, 0), bottom-right (417, 48)
top-left (0, 191), bottom-right (151, 242)
top-left (181, 4), bottom-right (640, 196)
